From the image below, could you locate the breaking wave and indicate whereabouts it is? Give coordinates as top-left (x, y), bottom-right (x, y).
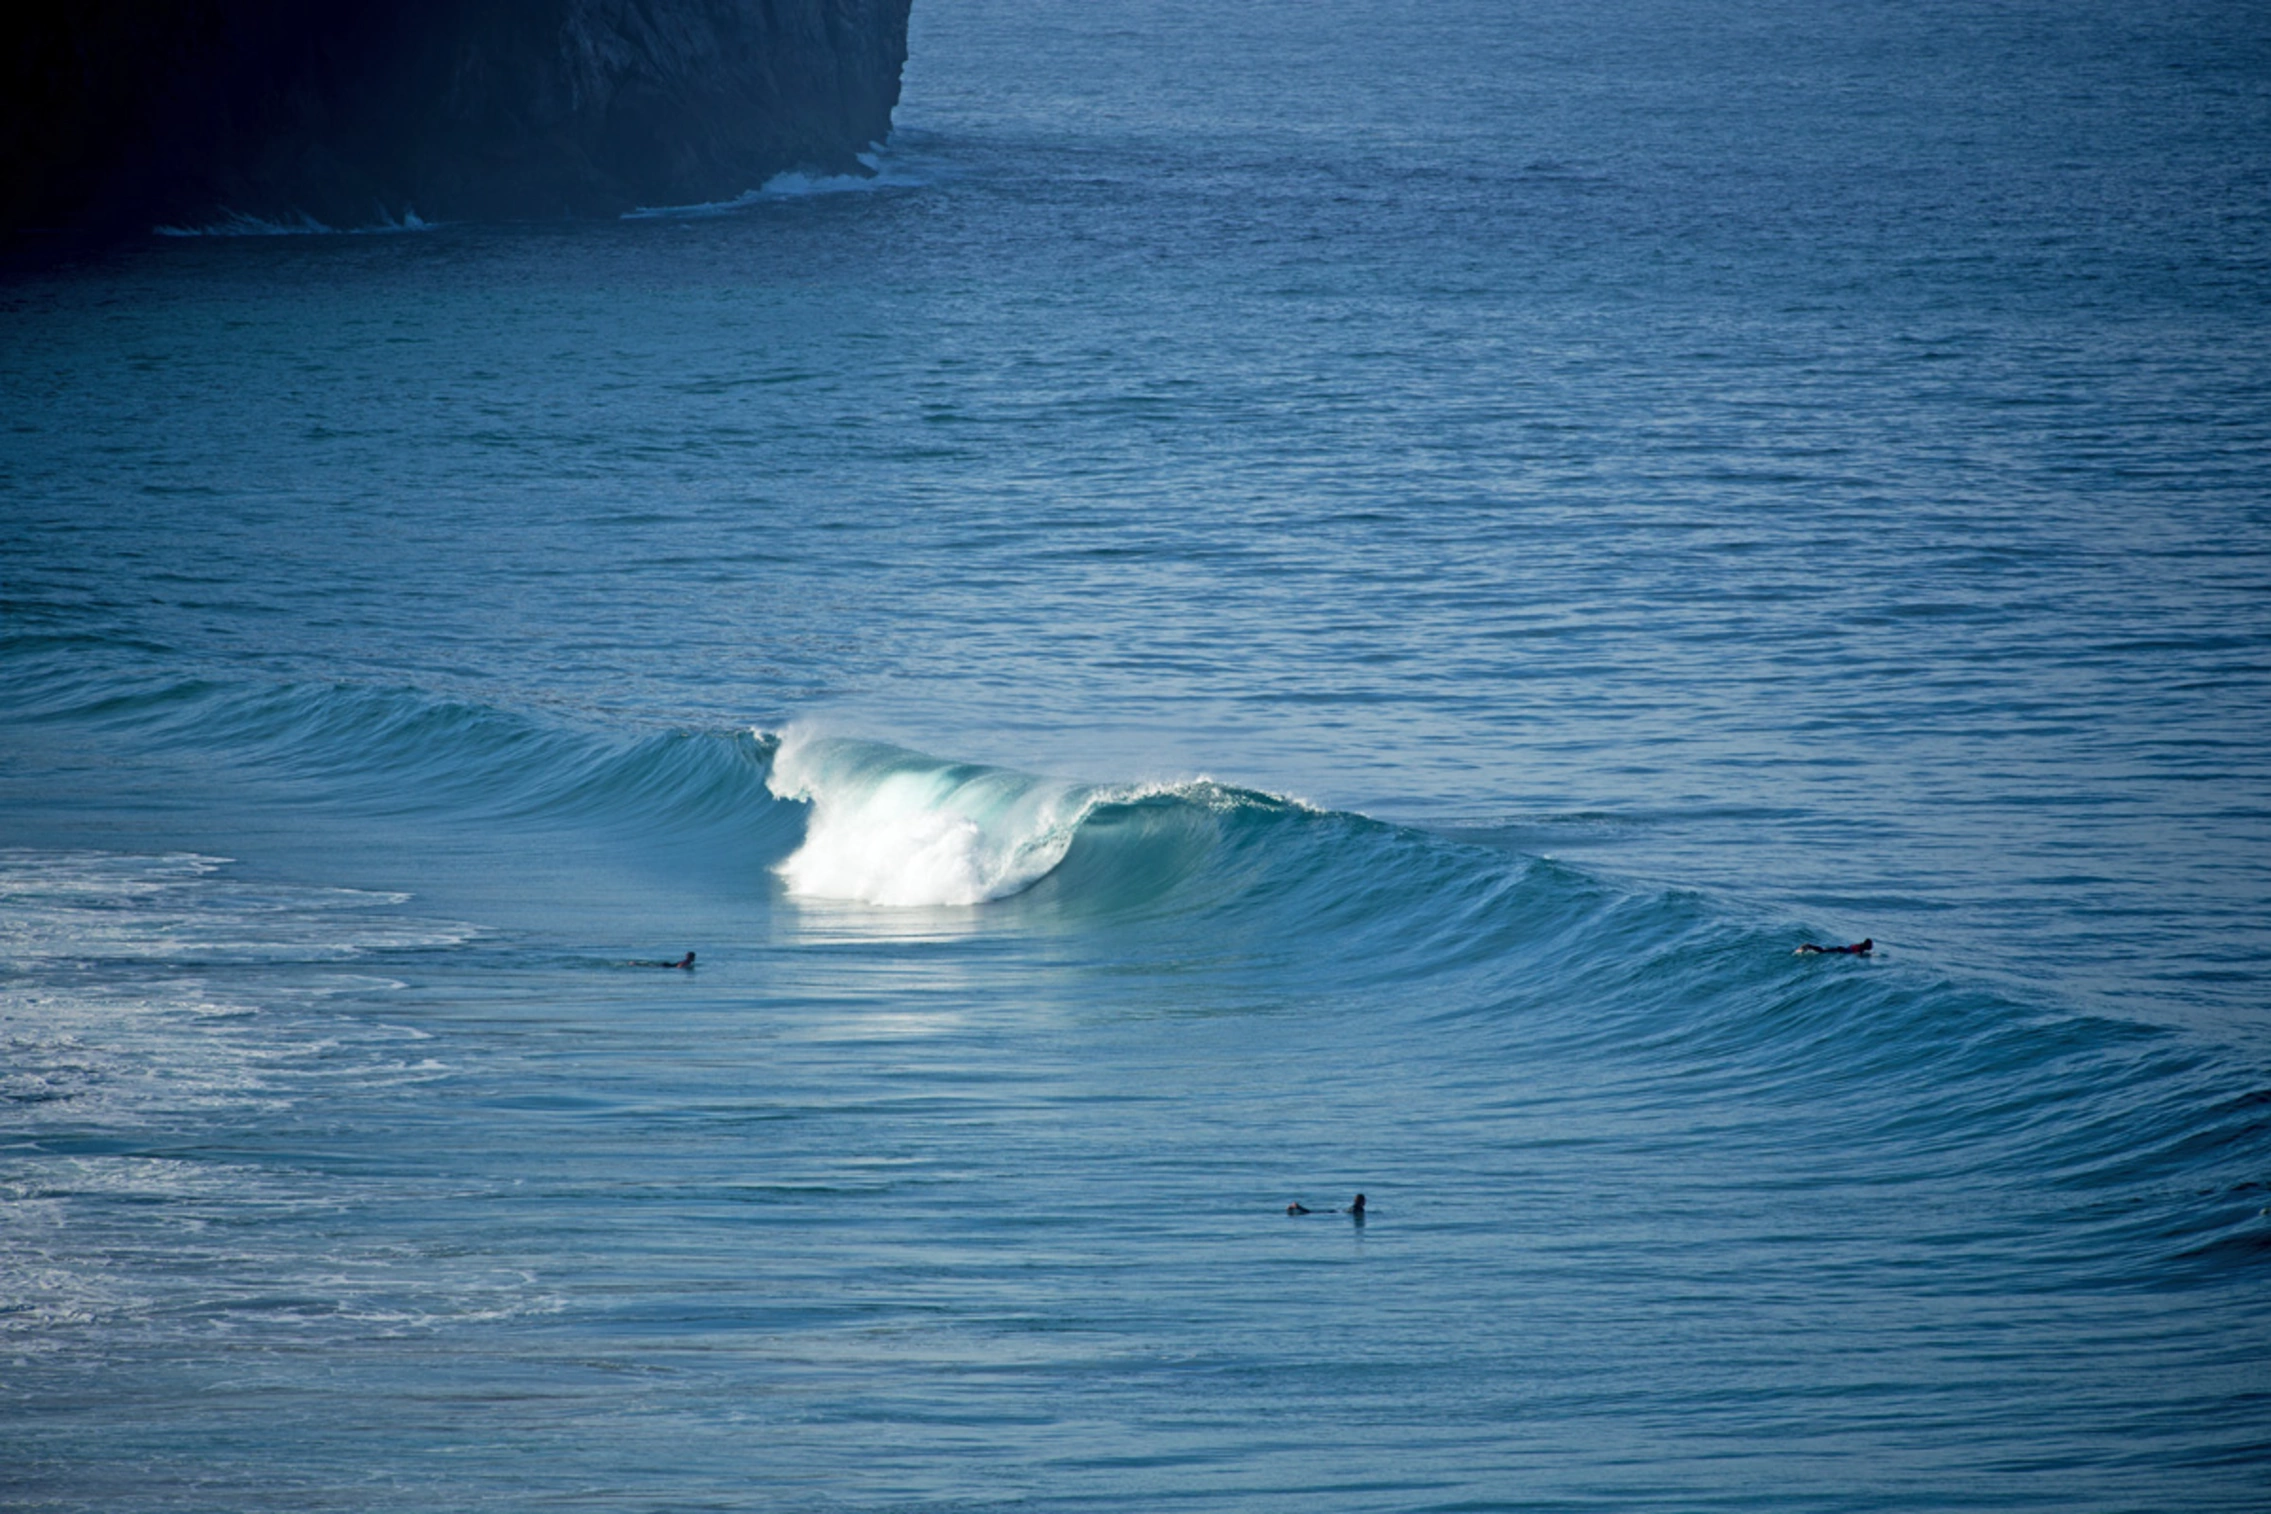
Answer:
top-left (761, 727), bottom-right (1218, 906)
top-left (5, 647), bottom-right (2268, 1290)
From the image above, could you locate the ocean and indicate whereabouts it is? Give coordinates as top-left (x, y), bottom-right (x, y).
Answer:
top-left (4, 0), bottom-right (2269, 1508)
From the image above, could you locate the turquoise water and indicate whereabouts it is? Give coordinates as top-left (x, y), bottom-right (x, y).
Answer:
top-left (4, 1), bottom-right (2270, 1508)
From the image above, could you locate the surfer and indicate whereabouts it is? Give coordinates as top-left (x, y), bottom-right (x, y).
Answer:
top-left (1286, 1195), bottom-right (1367, 1217)
top-left (628, 951), bottom-right (696, 969)
top-left (1795, 938), bottom-right (1871, 956)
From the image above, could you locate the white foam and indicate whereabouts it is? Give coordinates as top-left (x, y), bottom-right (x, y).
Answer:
top-left (756, 731), bottom-right (1310, 909)
top-left (0, 851), bottom-right (566, 1359)
top-left (0, 851), bottom-right (469, 1132)
top-left (0, 849), bottom-right (466, 967)
top-left (623, 150), bottom-right (919, 219)
top-left (755, 164), bottom-right (889, 198)
top-left (762, 729), bottom-right (1101, 907)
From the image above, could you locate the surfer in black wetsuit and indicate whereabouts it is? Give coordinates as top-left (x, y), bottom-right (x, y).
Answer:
top-left (1795, 938), bottom-right (1871, 956)
top-left (628, 951), bottom-right (696, 969)
top-left (1286, 1194), bottom-right (1367, 1217)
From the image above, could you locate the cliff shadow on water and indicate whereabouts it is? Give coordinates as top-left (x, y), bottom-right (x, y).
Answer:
top-left (1, 0), bottom-right (912, 249)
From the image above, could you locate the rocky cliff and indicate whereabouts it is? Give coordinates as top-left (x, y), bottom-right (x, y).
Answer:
top-left (3, 0), bottom-right (912, 240)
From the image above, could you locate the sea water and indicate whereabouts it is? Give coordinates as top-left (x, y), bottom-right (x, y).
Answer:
top-left (4, 0), bottom-right (2269, 1508)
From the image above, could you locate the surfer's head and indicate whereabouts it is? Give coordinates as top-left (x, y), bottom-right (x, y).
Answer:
top-left (1348, 1193), bottom-right (1366, 1215)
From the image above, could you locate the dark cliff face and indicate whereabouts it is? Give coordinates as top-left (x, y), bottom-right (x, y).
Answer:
top-left (3, 0), bottom-right (912, 240)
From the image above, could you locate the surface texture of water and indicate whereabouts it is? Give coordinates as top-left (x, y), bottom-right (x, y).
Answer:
top-left (4, 1), bottom-right (2269, 1509)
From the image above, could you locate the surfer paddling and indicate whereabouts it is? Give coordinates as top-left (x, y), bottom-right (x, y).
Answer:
top-left (1286, 1194), bottom-right (1367, 1217)
top-left (1795, 938), bottom-right (1871, 956)
top-left (628, 951), bottom-right (696, 969)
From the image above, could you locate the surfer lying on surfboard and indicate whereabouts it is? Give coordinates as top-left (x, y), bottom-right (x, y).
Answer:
top-left (1795, 939), bottom-right (1871, 956)
top-left (627, 952), bottom-right (696, 969)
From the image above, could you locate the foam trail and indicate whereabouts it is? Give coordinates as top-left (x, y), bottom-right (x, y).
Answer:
top-left (622, 150), bottom-right (916, 219)
top-left (762, 730), bottom-right (1102, 906)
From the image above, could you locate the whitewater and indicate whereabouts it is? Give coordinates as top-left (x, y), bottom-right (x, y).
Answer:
top-left (4, 0), bottom-right (2269, 1510)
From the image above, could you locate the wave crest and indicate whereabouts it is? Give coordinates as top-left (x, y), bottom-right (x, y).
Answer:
top-left (761, 730), bottom-right (1122, 906)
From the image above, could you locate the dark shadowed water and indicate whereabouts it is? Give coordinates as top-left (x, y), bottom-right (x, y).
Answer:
top-left (4, 1), bottom-right (2269, 1509)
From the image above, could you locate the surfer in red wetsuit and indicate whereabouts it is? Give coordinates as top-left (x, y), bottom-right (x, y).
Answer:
top-left (1795, 938), bottom-right (1871, 956)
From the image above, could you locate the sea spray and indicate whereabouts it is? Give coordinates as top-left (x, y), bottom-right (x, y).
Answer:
top-left (762, 729), bottom-right (1104, 905)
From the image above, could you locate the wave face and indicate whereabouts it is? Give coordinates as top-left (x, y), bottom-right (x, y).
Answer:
top-left (754, 732), bottom-right (2271, 1308)
top-left (3, 655), bottom-right (2269, 1511)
